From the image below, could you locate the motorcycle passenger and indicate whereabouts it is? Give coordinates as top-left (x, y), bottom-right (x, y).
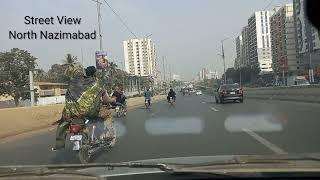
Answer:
top-left (144, 88), bottom-right (152, 106)
top-left (52, 66), bottom-right (116, 151)
top-left (167, 88), bottom-right (176, 103)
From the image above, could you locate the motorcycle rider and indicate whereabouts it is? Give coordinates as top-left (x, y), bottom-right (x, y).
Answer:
top-left (167, 88), bottom-right (176, 103)
top-left (144, 88), bottom-right (152, 106)
top-left (111, 87), bottom-right (127, 112)
top-left (52, 66), bottom-right (116, 151)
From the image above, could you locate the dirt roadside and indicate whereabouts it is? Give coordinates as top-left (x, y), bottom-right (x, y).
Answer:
top-left (0, 95), bottom-right (165, 140)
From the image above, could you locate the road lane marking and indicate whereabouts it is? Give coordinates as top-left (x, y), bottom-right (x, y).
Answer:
top-left (242, 128), bottom-right (287, 155)
top-left (210, 107), bottom-right (219, 112)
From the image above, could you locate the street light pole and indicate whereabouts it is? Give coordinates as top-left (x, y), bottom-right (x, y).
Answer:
top-left (221, 38), bottom-right (228, 84)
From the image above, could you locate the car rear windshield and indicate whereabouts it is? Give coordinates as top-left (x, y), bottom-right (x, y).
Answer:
top-left (220, 84), bottom-right (240, 90)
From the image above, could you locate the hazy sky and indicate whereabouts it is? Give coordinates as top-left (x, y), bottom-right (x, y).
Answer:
top-left (0, 0), bottom-right (290, 80)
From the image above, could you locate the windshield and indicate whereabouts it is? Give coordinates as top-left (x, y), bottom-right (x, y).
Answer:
top-left (1, 0), bottom-right (320, 177)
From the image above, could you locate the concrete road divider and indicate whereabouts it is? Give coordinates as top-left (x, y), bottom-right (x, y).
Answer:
top-left (0, 95), bottom-right (165, 139)
top-left (196, 84), bottom-right (320, 103)
top-left (244, 85), bottom-right (320, 103)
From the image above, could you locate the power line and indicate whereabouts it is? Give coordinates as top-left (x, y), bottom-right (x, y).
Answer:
top-left (101, 0), bottom-right (138, 38)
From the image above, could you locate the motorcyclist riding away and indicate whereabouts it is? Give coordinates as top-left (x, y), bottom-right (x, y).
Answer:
top-left (111, 86), bottom-right (127, 111)
top-left (52, 66), bottom-right (116, 151)
top-left (167, 88), bottom-right (176, 102)
top-left (144, 88), bottom-right (152, 106)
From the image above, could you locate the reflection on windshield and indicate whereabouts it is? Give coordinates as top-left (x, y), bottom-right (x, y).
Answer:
top-left (145, 117), bottom-right (204, 135)
top-left (224, 114), bottom-right (283, 132)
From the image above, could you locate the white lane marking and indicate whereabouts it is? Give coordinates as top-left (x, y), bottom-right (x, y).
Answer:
top-left (210, 106), bottom-right (219, 112)
top-left (201, 101), bottom-right (206, 104)
top-left (242, 128), bottom-right (287, 155)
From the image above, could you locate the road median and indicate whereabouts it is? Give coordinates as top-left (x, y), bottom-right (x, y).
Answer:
top-left (244, 85), bottom-right (320, 103)
top-left (0, 95), bottom-right (165, 139)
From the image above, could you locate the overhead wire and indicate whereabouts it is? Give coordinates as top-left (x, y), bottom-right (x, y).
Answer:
top-left (101, 0), bottom-right (138, 38)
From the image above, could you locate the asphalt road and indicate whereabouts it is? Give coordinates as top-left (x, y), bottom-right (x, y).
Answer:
top-left (1, 93), bottom-right (320, 165)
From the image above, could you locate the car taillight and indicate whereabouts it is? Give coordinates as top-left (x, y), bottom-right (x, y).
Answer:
top-left (70, 125), bottom-right (81, 133)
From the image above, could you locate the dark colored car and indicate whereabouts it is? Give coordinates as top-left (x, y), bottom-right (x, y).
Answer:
top-left (214, 83), bottom-right (243, 104)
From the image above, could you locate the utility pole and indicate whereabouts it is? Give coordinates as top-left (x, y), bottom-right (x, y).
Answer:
top-left (81, 48), bottom-right (84, 67)
top-left (121, 62), bottom-right (125, 88)
top-left (29, 70), bottom-right (35, 107)
top-left (221, 39), bottom-right (227, 84)
top-left (162, 56), bottom-right (166, 93)
top-left (169, 64), bottom-right (172, 84)
top-left (96, 0), bottom-right (103, 50)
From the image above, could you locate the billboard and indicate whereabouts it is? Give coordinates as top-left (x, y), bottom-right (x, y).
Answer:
top-left (95, 51), bottom-right (108, 70)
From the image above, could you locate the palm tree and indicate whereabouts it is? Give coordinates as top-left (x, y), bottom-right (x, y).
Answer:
top-left (63, 53), bottom-right (78, 64)
top-left (62, 54), bottom-right (83, 79)
top-left (108, 62), bottom-right (118, 76)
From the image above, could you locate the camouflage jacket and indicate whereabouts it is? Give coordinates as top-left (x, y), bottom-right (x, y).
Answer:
top-left (63, 77), bottom-right (104, 119)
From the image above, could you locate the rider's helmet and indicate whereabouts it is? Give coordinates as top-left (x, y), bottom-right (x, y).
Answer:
top-left (85, 66), bottom-right (97, 77)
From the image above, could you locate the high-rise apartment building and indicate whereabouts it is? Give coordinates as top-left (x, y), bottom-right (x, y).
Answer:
top-left (235, 35), bottom-right (243, 69)
top-left (241, 26), bottom-right (250, 67)
top-left (248, 10), bottom-right (274, 73)
top-left (123, 38), bottom-right (157, 77)
top-left (293, 0), bottom-right (320, 71)
top-left (270, 4), bottom-right (298, 75)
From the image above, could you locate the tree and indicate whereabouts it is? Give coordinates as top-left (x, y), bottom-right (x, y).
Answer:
top-left (34, 69), bottom-right (48, 82)
top-left (221, 65), bottom-right (261, 85)
top-left (47, 64), bottom-right (69, 82)
top-left (62, 54), bottom-right (83, 80)
top-left (63, 53), bottom-right (77, 64)
top-left (0, 48), bottom-right (37, 106)
top-left (108, 62), bottom-right (118, 76)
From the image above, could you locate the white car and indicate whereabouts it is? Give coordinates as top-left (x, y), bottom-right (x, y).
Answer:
top-left (196, 90), bottom-right (202, 95)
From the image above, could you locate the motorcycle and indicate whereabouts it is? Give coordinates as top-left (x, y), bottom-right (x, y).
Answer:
top-left (115, 103), bottom-right (126, 118)
top-left (67, 118), bottom-right (115, 164)
top-left (145, 98), bottom-right (151, 109)
top-left (169, 97), bottom-right (174, 104)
